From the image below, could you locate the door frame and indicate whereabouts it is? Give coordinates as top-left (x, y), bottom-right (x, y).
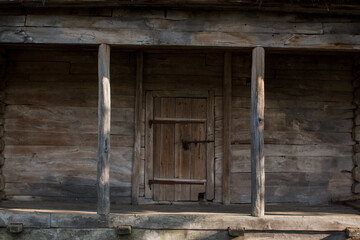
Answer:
top-left (144, 90), bottom-right (215, 201)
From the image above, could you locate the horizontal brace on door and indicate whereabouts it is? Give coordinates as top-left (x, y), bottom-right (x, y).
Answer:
top-left (149, 118), bottom-right (206, 127)
top-left (149, 178), bottom-right (206, 189)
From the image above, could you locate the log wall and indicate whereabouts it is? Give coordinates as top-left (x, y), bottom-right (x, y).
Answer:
top-left (0, 47), bottom-right (355, 204)
top-left (231, 53), bottom-right (355, 203)
top-left (2, 48), bottom-right (136, 204)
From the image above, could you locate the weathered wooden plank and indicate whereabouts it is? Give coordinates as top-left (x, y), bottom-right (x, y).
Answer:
top-left (49, 210), bottom-right (360, 231)
top-left (323, 22), bottom-right (360, 35)
top-left (131, 51), bottom-right (143, 204)
top-left (190, 98), bottom-right (207, 201)
top-left (145, 75), bottom-right (222, 88)
top-left (206, 91), bottom-right (215, 200)
top-left (5, 105), bottom-right (134, 122)
top-left (231, 131), bottom-right (354, 145)
top-left (274, 70), bottom-right (354, 81)
top-left (234, 108), bottom-right (354, 121)
top-left (152, 97), bottom-right (161, 200)
top-left (251, 46), bottom-right (265, 217)
top-left (2, 27), bottom-right (360, 50)
top-left (232, 97), bottom-right (355, 109)
top-left (4, 132), bottom-right (133, 147)
top-left (5, 93), bottom-right (134, 108)
top-left (232, 87), bottom-right (353, 102)
top-left (5, 183), bottom-right (131, 198)
top-left (70, 62), bottom-right (133, 75)
top-left (230, 172), bottom-right (352, 203)
top-left (174, 98), bottom-right (191, 201)
top-left (223, 52), bottom-right (231, 205)
top-left (4, 119), bottom-right (133, 135)
top-left (0, 16), bottom-right (25, 27)
top-left (233, 118), bottom-right (353, 133)
top-left (25, 14), bottom-right (323, 34)
top-left (266, 54), bottom-right (353, 70)
top-left (157, 98), bottom-right (175, 201)
top-left (145, 92), bottom-right (153, 199)
top-left (232, 144), bottom-right (352, 157)
top-left (231, 156), bottom-right (353, 173)
top-left (264, 78), bottom-right (353, 92)
top-left (7, 61), bottom-right (70, 74)
top-left (97, 43), bottom-right (111, 215)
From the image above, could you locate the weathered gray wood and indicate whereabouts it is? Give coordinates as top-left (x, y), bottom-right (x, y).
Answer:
top-left (230, 172), bottom-right (352, 203)
top-left (223, 52), bottom-right (231, 205)
top-left (25, 14), bottom-right (323, 34)
top-left (97, 43), bottom-right (111, 215)
top-left (0, 16), bottom-right (25, 27)
top-left (2, 26), bottom-right (360, 50)
top-left (145, 91), bottom-right (153, 199)
top-left (48, 207), bottom-right (360, 231)
top-left (131, 51), bottom-right (143, 204)
top-left (206, 91), bottom-right (215, 200)
top-left (251, 46), bottom-right (265, 217)
top-left (3, 0), bottom-right (360, 14)
top-left (231, 156), bottom-right (352, 173)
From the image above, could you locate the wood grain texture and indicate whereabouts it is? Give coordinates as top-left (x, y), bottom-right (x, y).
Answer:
top-left (206, 91), bottom-right (215, 200)
top-left (97, 43), bottom-right (111, 215)
top-left (190, 98), bottom-right (207, 201)
top-left (145, 92), bottom-right (153, 199)
top-left (3, 0), bottom-right (360, 15)
top-left (174, 98), bottom-right (191, 201)
top-left (251, 47), bottom-right (265, 217)
top-left (131, 51), bottom-right (143, 204)
top-left (223, 52), bottom-right (231, 205)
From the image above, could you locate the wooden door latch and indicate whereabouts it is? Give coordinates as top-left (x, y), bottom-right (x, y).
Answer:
top-left (182, 140), bottom-right (214, 150)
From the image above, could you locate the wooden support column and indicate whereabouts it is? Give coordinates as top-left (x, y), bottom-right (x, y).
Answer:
top-left (132, 51), bottom-right (143, 204)
top-left (97, 43), bottom-right (111, 215)
top-left (251, 47), bottom-right (265, 217)
top-left (223, 52), bottom-right (232, 205)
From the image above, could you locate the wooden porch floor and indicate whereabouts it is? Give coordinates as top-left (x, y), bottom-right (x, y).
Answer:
top-left (0, 201), bottom-right (359, 233)
top-left (0, 200), bottom-right (358, 215)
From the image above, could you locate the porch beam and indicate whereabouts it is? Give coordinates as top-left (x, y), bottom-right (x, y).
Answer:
top-left (223, 52), bottom-right (232, 205)
top-left (2, 26), bottom-right (360, 51)
top-left (97, 43), bottom-right (111, 215)
top-left (132, 51), bottom-right (143, 204)
top-left (251, 46), bottom-right (265, 217)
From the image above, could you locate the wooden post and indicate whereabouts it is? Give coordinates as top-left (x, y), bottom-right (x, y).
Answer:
top-left (97, 43), bottom-right (111, 215)
top-left (251, 46), bottom-right (265, 217)
top-left (132, 51), bottom-right (143, 204)
top-left (223, 52), bottom-right (232, 205)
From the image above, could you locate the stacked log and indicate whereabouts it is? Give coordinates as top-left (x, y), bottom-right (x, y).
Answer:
top-left (0, 49), bottom-right (5, 200)
top-left (352, 56), bottom-right (360, 194)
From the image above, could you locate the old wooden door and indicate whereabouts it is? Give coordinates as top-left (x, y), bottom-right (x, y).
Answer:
top-left (149, 96), bottom-right (212, 201)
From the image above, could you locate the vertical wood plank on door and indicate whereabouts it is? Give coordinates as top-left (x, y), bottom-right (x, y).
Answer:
top-left (190, 98), bottom-right (207, 201)
top-left (175, 98), bottom-right (192, 201)
top-left (251, 47), bottom-right (265, 217)
top-left (132, 51), bottom-right (143, 204)
top-left (145, 91), bottom-right (154, 199)
top-left (223, 52), bottom-right (232, 205)
top-left (206, 91), bottom-right (215, 200)
top-left (153, 97), bottom-right (162, 201)
top-left (159, 98), bottom-right (176, 201)
top-left (97, 43), bottom-right (111, 215)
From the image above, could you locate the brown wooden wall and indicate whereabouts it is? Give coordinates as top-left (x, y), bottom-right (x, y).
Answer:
top-left (0, 47), bottom-right (355, 204)
top-left (231, 53), bottom-right (354, 203)
top-left (3, 48), bottom-right (135, 204)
